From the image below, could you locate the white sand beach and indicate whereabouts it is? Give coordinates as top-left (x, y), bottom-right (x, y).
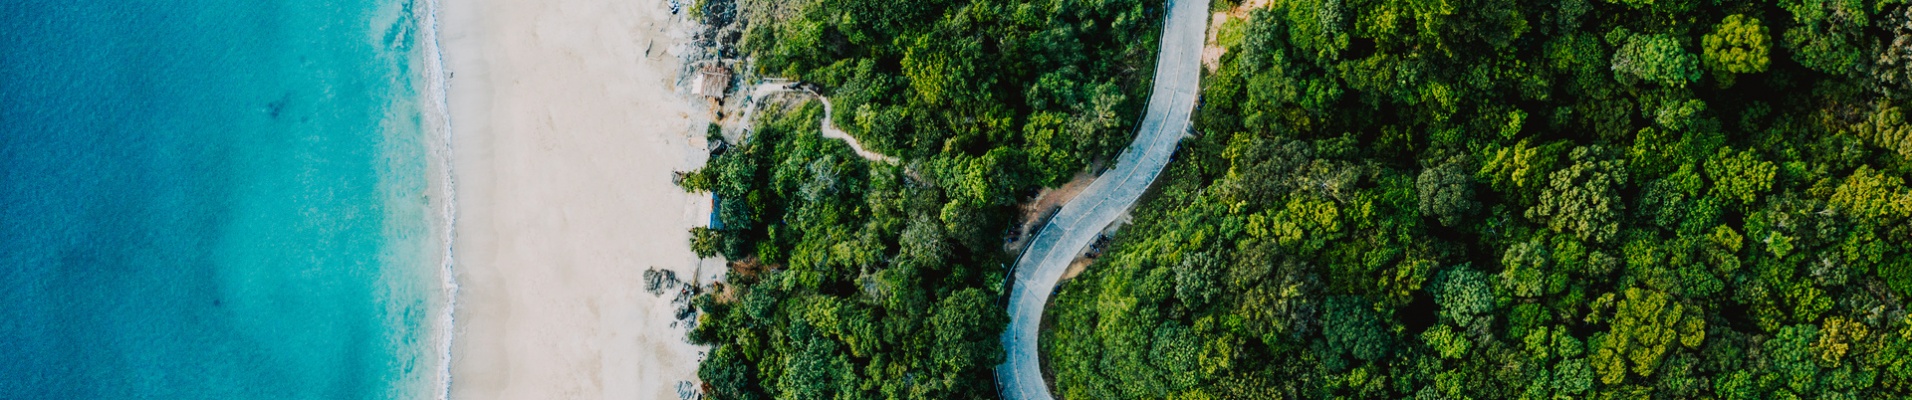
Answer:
top-left (438, 0), bottom-right (714, 398)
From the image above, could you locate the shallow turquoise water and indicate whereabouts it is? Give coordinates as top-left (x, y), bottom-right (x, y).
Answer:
top-left (1, 1), bottom-right (443, 398)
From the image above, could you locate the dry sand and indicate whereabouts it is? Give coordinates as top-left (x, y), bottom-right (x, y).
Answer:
top-left (438, 0), bottom-right (716, 398)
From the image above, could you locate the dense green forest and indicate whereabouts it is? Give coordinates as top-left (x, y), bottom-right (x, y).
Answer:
top-left (1049, 0), bottom-right (1912, 398)
top-left (678, 0), bottom-right (1164, 398)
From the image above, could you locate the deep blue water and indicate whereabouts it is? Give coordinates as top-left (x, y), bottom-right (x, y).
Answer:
top-left (1, 1), bottom-right (442, 398)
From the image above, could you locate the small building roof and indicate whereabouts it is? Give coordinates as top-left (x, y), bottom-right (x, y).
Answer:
top-left (692, 64), bottom-right (731, 98)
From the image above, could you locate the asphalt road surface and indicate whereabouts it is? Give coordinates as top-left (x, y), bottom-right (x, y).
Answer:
top-left (994, 0), bottom-right (1209, 398)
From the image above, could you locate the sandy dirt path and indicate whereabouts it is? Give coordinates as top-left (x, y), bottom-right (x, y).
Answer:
top-left (737, 81), bottom-right (897, 163)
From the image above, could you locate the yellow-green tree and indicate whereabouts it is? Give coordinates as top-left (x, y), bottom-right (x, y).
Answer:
top-left (1590, 287), bottom-right (1705, 384)
top-left (1830, 166), bottom-right (1912, 220)
top-left (1702, 14), bottom-right (1770, 85)
top-left (1704, 147), bottom-right (1776, 206)
top-left (1529, 145), bottom-right (1629, 244)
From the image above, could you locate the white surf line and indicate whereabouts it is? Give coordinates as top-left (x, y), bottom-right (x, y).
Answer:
top-left (414, 0), bottom-right (459, 399)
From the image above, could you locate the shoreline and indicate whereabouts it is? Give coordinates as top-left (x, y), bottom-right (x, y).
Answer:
top-left (438, 0), bottom-right (716, 398)
top-left (412, 0), bottom-right (459, 398)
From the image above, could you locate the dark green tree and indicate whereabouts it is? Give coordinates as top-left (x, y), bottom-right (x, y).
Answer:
top-left (1612, 33), bottom-right (1702, 87)
top-left (1778, 0), bottom-right (1870, 74)
top-left (1418, 156), bottom-right (1481, 227)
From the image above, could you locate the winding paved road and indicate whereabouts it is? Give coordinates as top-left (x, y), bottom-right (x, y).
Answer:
top-left (995, 0), bottom-right (1209, 398)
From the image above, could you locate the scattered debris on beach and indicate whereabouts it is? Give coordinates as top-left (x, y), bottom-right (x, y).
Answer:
top-left (674, 380), bottom-right (701, 399)
top-left (648, 267), bottom-right (705, 330)
top-left (643, 267), bottom-right (680, 295)
top-left (672, 286), bottom-right (698, 323)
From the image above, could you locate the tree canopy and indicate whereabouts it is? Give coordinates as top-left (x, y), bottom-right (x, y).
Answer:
top-left (680, 0), bottom-right (1165, 398)
top-left (1048, 0), bottom-right (1912, 397)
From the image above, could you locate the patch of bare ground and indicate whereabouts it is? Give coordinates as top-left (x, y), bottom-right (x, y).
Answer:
top-left (709, 282), bottom-right (739, 304)
top-left (1227, 0), bottom-right (1272, 18)
top-left (725, 256), bottom-right (774, 286)
top-left (1202, 0), bottom-right (1271, 72)
top-left (1058, 223), bottom-right (1123, 281)
top-left (707, 257), bottom-right (774, 305)
top-left (1058, 256), bottom-right (1096, 281)
top-left (1006, 171), bottom-right (1097, 254)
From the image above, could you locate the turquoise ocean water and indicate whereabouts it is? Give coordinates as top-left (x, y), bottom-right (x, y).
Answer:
top-left (1, 1), bottom-right (449, 398)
